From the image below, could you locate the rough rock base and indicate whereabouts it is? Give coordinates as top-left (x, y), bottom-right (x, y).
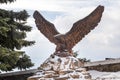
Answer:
top-left (28, 54), bottom-right (91, 80)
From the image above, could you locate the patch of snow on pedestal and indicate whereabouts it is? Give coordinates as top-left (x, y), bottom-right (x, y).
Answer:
top-left (28, 54), bottom-right (91, 80)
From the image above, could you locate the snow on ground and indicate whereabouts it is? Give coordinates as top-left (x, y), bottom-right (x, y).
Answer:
top-left (89, 70), bottom-right (120, 80)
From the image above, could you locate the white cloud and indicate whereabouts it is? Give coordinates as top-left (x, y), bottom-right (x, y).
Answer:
top-left (1, 0), bottom-right (119, 12)
top-left (0, 0), bottom-right (82, 12)
top-left (26, 17), bottom-right (35, 26)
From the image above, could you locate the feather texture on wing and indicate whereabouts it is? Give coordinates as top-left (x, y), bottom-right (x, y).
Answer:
top-left (65, 5), bottom-right (104, 49)
top-left (33, 11), bottom-right (59, 44)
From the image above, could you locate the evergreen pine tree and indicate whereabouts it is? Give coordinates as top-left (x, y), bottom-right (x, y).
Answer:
top-left (0, 0), bottom-right (34, 72)
top-left (16, 54), bottom-right (34, 70)
top-left (0, 0), bottom-right (16, 4)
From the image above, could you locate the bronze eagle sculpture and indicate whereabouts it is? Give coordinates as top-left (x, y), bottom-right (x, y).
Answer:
top-left (33, 5), bottom-right (104, 56)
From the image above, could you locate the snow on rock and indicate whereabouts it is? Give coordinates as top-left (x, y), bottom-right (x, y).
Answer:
top-left (28, 53), bottom-right (91, 80)
top-left (40, 54), bottom-right (84, 71)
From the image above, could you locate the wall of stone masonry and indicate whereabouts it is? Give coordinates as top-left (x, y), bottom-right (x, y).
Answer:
top-left (85, 63), bottom-right (120, 72)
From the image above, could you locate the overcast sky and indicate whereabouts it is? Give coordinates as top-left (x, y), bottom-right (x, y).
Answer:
top-left (0, 0), bottom-right (120, 69)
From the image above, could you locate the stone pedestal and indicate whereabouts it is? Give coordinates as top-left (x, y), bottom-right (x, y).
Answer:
top-left (28, 54), bottom-right (91, 80)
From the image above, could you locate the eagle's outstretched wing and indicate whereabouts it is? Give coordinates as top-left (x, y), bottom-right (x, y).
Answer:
top-left (65, 5), bottom-right (104, 49)
top-left (33, 11), bottom-right (59, 44)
